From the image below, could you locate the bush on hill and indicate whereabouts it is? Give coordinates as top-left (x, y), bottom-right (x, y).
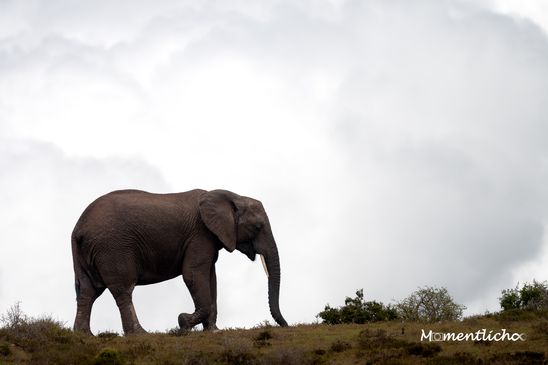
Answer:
top-left (499, 280), bottom-right (548, 311)
top-left (396, 286), bottom-right (466, 322)
top-left (317, 289), bottom-right (399, 324)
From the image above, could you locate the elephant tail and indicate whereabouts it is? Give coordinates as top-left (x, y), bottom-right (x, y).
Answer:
top-left (71, 233), bottom-right (84, 301)
top-left (74, 278), bottom-right (81, 300)
top-left (71, 232), bottom-right (102, 300)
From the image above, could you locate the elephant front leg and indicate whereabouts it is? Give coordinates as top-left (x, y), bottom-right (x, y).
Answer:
top-left (202, 264), bottom-right (218, 330)
top-left (180, 265), bottom-right (212, 330)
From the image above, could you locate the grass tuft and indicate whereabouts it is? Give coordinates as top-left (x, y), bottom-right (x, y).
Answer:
top-left (406, 342), bottom-right (441, 357)
top-left (489, 350), bottom-right (545, 364)
top-left (428, 351), bottom-right (479, 365)
top-left (97, 331), bottom-right (120, 340)
top-left (167, 326), bottom-right (191, 337)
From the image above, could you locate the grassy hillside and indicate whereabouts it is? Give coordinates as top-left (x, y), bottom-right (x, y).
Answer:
top-left (1, 310), bottom-right (547, 364)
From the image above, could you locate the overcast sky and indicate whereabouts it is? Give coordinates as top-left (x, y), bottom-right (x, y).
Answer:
top-left (1, 0), bottom-right (547, 333)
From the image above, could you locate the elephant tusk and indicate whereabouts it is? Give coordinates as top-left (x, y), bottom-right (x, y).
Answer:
top-left (259, 254), bottom-right (269, 278)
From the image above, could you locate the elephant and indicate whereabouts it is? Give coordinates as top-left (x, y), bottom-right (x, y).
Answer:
top-left (71, 189), bottom-right (288, 335)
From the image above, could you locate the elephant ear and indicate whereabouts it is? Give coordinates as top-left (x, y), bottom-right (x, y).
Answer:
top-left (199, 190), bottom-right (238, 252)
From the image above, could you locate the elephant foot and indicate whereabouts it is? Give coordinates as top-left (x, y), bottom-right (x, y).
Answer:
top-left (178, 313), bottom-right (194, 330)
top-left (73, 326), bottom-right (94, 336)
top-left (125, 324), bottom-right (148, 336)
top-left (203, 323), bottom-right (219, 331)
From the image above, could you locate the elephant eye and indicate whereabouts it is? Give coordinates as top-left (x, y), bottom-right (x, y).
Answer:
top-left (255, 223), bottom-right (263, 231)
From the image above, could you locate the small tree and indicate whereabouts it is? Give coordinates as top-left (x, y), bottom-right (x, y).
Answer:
top-left (396, 286), bottom-right (465, 322)
top-left (318, 289), bottom-right (399, 325)
top-left (499, 280), bottom-right (548, 311)
top-left (0, 301), bottom-right (27, 328)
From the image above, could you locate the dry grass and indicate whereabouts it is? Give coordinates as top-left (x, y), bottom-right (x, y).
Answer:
top-left (0, 311), bottom-right (547, 364)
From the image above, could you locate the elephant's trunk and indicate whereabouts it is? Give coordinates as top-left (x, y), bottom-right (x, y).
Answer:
top-left (259, 229), bottom-right (288, 327)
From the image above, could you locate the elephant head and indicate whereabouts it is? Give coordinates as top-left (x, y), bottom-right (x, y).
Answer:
top-left (199, 190), bottom-right (288, 327)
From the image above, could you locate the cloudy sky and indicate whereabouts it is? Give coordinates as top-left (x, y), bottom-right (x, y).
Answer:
top-left (1, 0), bottom-right (547, 333)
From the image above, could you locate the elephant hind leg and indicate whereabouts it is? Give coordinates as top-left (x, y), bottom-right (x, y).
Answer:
top-left (108, 285), bottom-right (147, 335)
top-left (73, 272), bottom-right (105, 335)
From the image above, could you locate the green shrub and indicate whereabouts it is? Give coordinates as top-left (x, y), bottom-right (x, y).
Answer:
top-left (329, 340), bottom-right (351, 353)
top-left (318, 289), bottom-right (399, 324)
top-left (0, 341), bottom-right (11, 356)
top-left (521, 281), bottom-right (547, 309)
top-left (94, 348), bottom-right (125, 365)
top-left (317, 304), bottom-right (342, 325)
top-left (1, 314), bottom-right (73, 350)
top-left (253, 329), bottom-right (273, 348)
top-left (218, 348), bottom-right (255, 365)
top-left (396, 286), bottom-right (465, 322)
top-left (255, 329), bottom-right (272, 341)
top-left (0, 303), bottom-right (97, 363)
top-left (500, 286), bottom-right (521, 311)
top-left (500, 280), bottom-right (548, 311)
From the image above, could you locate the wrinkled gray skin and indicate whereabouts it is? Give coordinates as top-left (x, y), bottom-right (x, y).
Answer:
top-left (71, 189), bottom-right (288, 335)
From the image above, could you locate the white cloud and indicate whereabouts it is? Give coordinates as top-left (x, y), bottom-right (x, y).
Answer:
top-left (325, 0), bottom-right (548, 304)
top-left (480, 0), bottom-right (548, 35)
top-left (0, 138), bottom-right (170, 330)
top-left (1, 0), bottom-right (547, 332)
